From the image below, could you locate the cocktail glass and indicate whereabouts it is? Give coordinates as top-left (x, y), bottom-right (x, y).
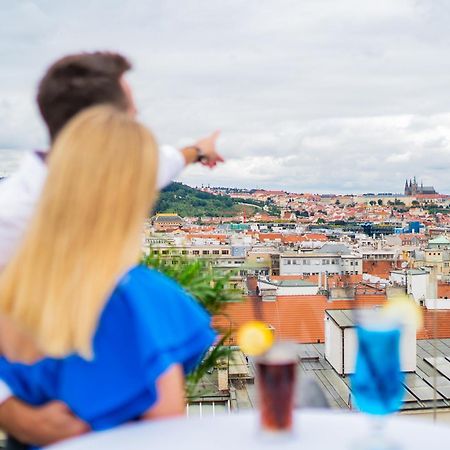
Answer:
top-left (256, 343), bottom-right (297, 436)
top-left (351, 310), bottom-right (405, 450)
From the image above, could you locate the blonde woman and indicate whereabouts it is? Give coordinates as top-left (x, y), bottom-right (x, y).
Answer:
top-left (0, 106), bottom-right (215, 448)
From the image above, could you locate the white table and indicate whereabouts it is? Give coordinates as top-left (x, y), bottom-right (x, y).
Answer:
top-left (47, 410), bottom-right (450, 450)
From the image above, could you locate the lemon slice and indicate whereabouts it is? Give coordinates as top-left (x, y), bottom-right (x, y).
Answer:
top-left (383, 295), bottom-right (424, 330)
top-left (237, 321), bottom-right (274, 356)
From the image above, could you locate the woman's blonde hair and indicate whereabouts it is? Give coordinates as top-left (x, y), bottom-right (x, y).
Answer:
top-left (0, 105), bottom-right (158, 359)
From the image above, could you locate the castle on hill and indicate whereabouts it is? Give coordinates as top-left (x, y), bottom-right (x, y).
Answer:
top-left (404, 177), bottom-right (437, 195)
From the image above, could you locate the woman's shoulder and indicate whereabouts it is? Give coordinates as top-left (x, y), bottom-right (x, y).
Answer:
top-left (118, 264), bottom-right (185, 297)
top-left (109, 264), bottom-right (205, 321)
top-left (103, 264), bottom-right (212, 350)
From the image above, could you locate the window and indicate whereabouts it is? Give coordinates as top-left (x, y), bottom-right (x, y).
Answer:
top-left (181, 250), bottom-right (188, 255)
top-left (213, 250), bottom-right (220, 255)
top-left (221, 250), bottom-right (229, 255)
top-left (286, 259), bottom-right (292, 265)
top-left (202, 250), bottom-right (209, 255)
top-left (292, 259), bottom-right (297, 265)
top-left (162, 250), bottom-right (169, 255)
top-left (193, 250), bottom-right (200, 255)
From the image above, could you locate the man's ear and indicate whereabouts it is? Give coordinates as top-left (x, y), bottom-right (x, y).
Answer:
top-left (119, 76), bottom-right (137, 117)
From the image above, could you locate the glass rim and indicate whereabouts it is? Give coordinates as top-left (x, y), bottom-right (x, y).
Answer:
top-left (353, 308), bottom-right (403, 331)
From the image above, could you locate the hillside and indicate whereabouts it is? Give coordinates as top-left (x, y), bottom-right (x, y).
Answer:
top-left (154, 182), bottom-right (260, 217)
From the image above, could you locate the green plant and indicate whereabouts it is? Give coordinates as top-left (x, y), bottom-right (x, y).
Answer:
top-left (141, 252), bottom-right (240, 395)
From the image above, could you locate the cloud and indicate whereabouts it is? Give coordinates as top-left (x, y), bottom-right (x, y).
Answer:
top-left (179, 113), bottom-right (450, 193)
top-left (1, 0), bottom-right (450, 193)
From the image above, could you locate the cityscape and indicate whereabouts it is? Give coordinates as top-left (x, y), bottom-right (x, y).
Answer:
top-left (144, 176), bottom-right (450, 418)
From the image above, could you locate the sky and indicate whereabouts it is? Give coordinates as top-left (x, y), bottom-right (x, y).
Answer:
top-left (1, 0), bottom-right (450, 194)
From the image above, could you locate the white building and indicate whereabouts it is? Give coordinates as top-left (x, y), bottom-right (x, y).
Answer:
top-left (257, 277), bottom-right (319, 300)
top-left (279, 252), bottom-right (363, 276)
top-left (325, 309), bottom-right (417, 375)
top-left (390, 268), bottom-right (450, 309)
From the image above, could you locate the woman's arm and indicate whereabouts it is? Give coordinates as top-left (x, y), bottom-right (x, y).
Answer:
top-left (142, 364), bottom-right (185, 420)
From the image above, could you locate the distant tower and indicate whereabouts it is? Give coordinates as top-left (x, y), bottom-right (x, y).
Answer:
top-left (404, 179), bottom-right (409, 195)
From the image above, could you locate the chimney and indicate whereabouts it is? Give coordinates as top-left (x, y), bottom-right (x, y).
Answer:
top-left (426, 267), bottom-right (438, 299)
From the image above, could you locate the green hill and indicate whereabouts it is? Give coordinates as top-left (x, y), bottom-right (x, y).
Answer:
top-left (154, 182), bottom-right (260, 217)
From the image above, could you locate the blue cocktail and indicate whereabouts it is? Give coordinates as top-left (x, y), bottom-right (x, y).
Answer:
top-left (351, 312), bottom-right (405, 449)
top-left (352, 325), bottom-right (404, 415)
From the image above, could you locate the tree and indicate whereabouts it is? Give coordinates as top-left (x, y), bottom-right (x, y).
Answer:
top-left (377, 199), bottom-right (383, 206)
top-left (142, 252), bottom-right (240, 395)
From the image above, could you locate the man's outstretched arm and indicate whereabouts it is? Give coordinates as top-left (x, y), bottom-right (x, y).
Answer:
top-left (0, 397), bottom-right (89, 447)
top-left (158, 131), bottom-right (223, 189)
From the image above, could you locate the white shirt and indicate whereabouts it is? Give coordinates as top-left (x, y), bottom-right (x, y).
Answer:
top-left (0, 145), bottom-right (184, 273)
top-left (0, 145), bottom-right (185, 405)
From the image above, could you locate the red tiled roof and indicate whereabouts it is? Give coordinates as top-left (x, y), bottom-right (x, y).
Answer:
top-left (363, 260), bottom-right (396, 279)
top-left (215, 293), bottom-right (450, 344)
top-left (186, 233), bottom-right (227, 242)
top-left (304, 233), bottom-right (328, 241)
top-left (215, 294), bottom-right (385, 344)
top-left (438, 283), bottom-right (450, 299)
top-left (281, 235), bottom-right (306, 244)
top-left (419, 309), bottom-right (450, 340)
top-left (258, 233), bottom-right (283, 241)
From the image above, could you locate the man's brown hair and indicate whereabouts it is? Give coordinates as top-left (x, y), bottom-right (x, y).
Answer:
top-left (37, 52), bottom-right (132, 141)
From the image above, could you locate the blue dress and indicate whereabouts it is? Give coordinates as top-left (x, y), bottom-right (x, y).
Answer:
top-left (0, 265), bottom-right (216, 445)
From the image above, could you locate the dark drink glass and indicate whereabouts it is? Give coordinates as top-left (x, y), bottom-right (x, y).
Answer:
top-left (256, 345), bottom-right (297, 435)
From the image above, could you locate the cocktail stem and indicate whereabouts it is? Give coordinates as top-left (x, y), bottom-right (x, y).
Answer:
top-left (366, 416), bottom-right (394, 450)
top-left (370, 416), bottom-right (385, 437)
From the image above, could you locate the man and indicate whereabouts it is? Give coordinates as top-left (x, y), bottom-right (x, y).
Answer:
top-left (0, 52), bottom-right (223, 447)
top-left (0, 52), bottom-right (223, 273)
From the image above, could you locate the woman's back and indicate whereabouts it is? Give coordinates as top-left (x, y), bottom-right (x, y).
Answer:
top-left (0, 265), bottom-right (215, 431)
